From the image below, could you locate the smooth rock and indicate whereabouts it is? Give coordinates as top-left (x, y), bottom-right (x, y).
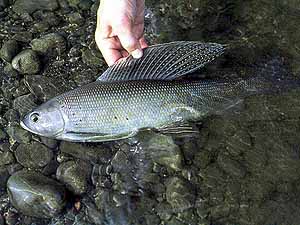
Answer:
top-left (0, 151), bottom-right (15, 166)
top-left (0, 0), bottom-right (8, 9)
top-left (67, 12), bottom-right (84, 25)
top-left (81, 48), bottom-right (103, 66)
top-left (13, 93), bottom-right (37, 118)
top-left (0, 129), bottom-right (7, 140)
top-left (24, 75), bottom-right (74, 102)
top-left (30, 33), bottom-right (66, 55)
top-left (60, 142), bottom-right (110, 164)
top-left (12, 49), bottom-right (40, 74)
top-left (6, 125), bottom-right (32, 144)
top-left (7, 170), bottom-right (66, 218)
top-left (0, 166), bottom-right (9, 190)
top-left (0, 214), bottom-right (3, 225)
top-left (165, 177), bottom-right (195, 211)
top-left (0, 40), bottom-right (19, 62)
top-left (13, 0), bottom-right (58, 15)
top-left (15, 142), bottom-right (53, 168)
top-left (140, 132), bottom-right (183, 171)
top-left (40, 137), bottom-right (59, 149)
top-left (56, 160), bottom-right (92, 195)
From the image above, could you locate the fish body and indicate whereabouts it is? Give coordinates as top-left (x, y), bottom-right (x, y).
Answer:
top-left (20, 41), bottom-right (295, 142)
top-left (44, 79), bottom-right (249, 141)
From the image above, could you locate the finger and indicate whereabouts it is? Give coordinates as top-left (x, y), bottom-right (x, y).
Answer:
top-left (117, 22), bottom-right (143, 59)
top-left (96, 37), bottom-right (122, 66)
top-left (139, 36), bottom-right (148, 49)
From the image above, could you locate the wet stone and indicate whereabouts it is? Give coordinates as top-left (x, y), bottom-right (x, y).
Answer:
top-left (67, 12), bottom-right (84, 25)
top-left (0, 166), bottom-right (9, 190)
top-left (25, 75), bottom-right (74, 102)
top-left (7, 170), bottom-right (66, 218)
top-left (15, 142), bottom-right (53, 168)
top-left (0, 150), bottom-right (14, 166)
top-left (165, 177), bottom-right (195, 212)
top-left (81, 48), bottom-right (104, 67)
top-left (12, 32), bottom-right (33, 43)
top-left (0, 214), bottom-right (3, 225)
top-left (60, 141), bottom-right (111, 164)
top-left (4, 109), bottom-right (20, 126)
top-left (3, 64), bottom-right (19, 78)
top-left (6, 125), bottom-right (32, 144)
top-left (11, 49), bottom-right (40, 74)
top-left (12, 0), bottom-right (58, 15)
top-left (30, 33), bottom-right (66, 55)
top-left (40, 137), bottom-right (58, 149)
top-left (140, 132), bottom-right (183, 171)
top-left (0, 129), bottom-right (7, 141)
top-left (13, 93), bottom-right (37, 118)
top-left (0, 40), bottom-right (19, 62)
top-left (56, 160), bottom-right (92, 195)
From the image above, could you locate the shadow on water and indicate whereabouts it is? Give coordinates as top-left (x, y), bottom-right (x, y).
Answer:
top-left (0, 0), bottom-right (300, 224)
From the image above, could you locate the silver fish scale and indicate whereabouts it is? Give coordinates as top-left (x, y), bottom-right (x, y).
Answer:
top-left (54, 79), bottom-right (247, 137)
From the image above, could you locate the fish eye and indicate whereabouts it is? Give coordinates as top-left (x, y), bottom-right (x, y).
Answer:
top-left (30, 113), bottom-right (40, 123)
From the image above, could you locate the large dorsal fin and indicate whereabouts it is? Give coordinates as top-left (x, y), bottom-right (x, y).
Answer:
top-left (97, 41), bottom-right (226, 82)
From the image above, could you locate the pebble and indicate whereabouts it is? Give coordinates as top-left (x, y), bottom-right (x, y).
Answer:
top-left (0, 40), bottom-right (19, 62)
top-left (13, 0), bottom-right (58, 14)
top-left (30, 33), bottom-right (66, 55)
top-left (7, 170), bottom-right (66, 218)
top-left (165, 177), bottom-right (195, 211)
top-left (15, 142), bottom-right (53, 168)
top-left (12, 49), bottom-right (40, 74)
top-left (56, 160), bottom-right (92, 195)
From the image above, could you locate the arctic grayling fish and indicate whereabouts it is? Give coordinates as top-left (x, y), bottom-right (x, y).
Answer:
top-left (20, 41), bottom-right (294, 142)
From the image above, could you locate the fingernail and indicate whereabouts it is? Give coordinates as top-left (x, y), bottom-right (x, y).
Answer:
top-left (131, 49), bottom-right (143, 58)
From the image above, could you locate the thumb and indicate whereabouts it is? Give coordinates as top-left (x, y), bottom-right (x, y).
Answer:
top-left (118, 29), bottom-right (143, 59)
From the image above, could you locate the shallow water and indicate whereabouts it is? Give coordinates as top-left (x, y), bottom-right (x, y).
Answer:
top-left (0, 0), bottom-right (300, 224)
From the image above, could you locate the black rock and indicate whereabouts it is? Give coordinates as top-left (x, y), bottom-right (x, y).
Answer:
top-left (7, 170), bottom-right (66, 218)
top-left (11, 49), bottom-right (40, 74)
top-left (0, 40), bottom-right (19, 62)
top-left (12, 0), bottom-right (58, 15)
top-left (15, 142), bottom-right (53, 168)
top-left (56, 160), bottom-right (92, 195)
top-left (30, 33), bottom-right (66, 55)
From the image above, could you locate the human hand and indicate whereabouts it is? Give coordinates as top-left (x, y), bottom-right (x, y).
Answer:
top-left (95, 0), bottom-right (148, 66)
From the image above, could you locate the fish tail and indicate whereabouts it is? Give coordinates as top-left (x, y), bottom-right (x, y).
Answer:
top-left (242, 57), bottom-right (300, 95)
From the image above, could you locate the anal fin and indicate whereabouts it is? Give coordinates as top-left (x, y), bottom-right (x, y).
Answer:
top-left (156, 122), bottom-right (200, 138)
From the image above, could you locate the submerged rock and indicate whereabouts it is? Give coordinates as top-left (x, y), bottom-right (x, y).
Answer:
top-left (0, 40), bottom-right (20, 62)
top-left (30, 33), bottom-right (66, 55)
top-left (13, 0), bottom-right (58, 15)
top-left (7, 170), bottom-right (66, 218)
top-left (140, 132), bottom-right (183, 171)
top-left (0, 150), bottom-right (15, 166)
top-left (56, 160), bottom-right (92, 195)
top-left (15, 142), bottom-right (53, 168)
top-left (165, 177), bottom-right (195, 211)
top-left (12, 49), bottom-right (40, 74)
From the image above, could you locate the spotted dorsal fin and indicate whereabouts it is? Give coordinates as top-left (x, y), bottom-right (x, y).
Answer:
top-left (97, 41), bottom-right (226, 82)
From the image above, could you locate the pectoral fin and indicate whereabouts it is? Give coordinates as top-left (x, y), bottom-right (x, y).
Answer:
top-left (156, 122), bottom-right (200, 137)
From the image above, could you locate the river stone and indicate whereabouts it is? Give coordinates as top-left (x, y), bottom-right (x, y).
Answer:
top-left (0, 40), bottom-right (19, 62)
top-left (13, 0), bottom-right (58, 15)
top-left (60, 142), bottom-right (111, 164)
top-left (13, 93), bottom-right (37, 118)
top-left (12, 49), bottom-right (40, 74)
top-left (30, 33), bottom-right (66, 55)
top-left (6, 125), bottom-right (32, 144)
top-left (0, 214), bottom-right (3, 225)
top-left (165, 177), bottom-right (195, 211)
top-left (24, 75), bottom-right (73, 102)
top-left (56, 160), bottom-right (92, 195)
top-left (7, 170), bottom-right (66, 218)
top-left (0, 0), bottom-right (8, 9)
top-left (0, 151), bottom-right (15, 166)
top-left (0, 166), bottom-right (9, 190)
top-left (15, 142), bottom-right (53, 168)
top-left (0, 129), bottom-right (7, 140)
top-left (140, 132), bottom-right (183, 171)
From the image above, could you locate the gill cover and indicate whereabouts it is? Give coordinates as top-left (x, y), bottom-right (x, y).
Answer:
top-left (20, 100), bottom-right (65, 138)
